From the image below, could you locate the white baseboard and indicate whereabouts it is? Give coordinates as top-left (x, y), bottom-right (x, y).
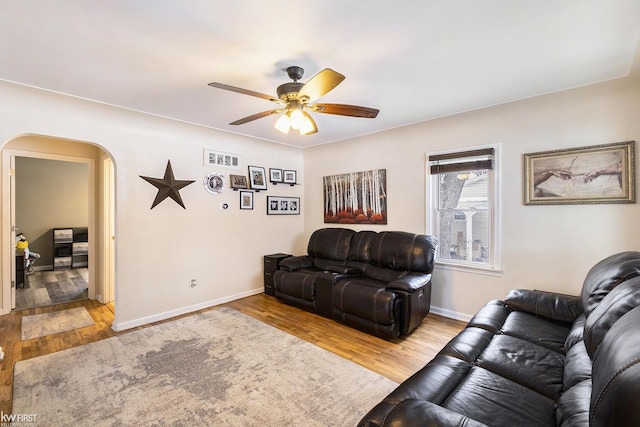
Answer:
top-left (429, 305), bottom-right (473, 323)
top-left (111, 287), bottom-right (264, 332)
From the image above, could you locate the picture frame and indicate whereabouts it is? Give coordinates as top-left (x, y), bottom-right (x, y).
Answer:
top-left (248, 165), bottom-right (267, 191)
top-left (229, 174), bottom-right (248, 190)
top-left (283, 169), bottom-right (297, 185)
top-left (523, 141), bottom-right (635, 205)
top-left (203, 149), bottom-right (241, 169)
top-left (240, 190), bottom-right (254, 210)
top-left (203, 172), bottom-right (224, 194)
top-left (269, 168), bottom-right (283, 183)
top-left (267, 196), bottom-right (300, 215)
top-left (323, 169), bottom-right (387, 224)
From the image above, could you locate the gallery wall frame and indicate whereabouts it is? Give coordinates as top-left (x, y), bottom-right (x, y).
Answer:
top-left (269, 168), bottom-right (283, 183)
top-left (203, 149), bottom-right (241, 169)
top-left (248, 165), bottom-right (267, 191)
top-left (229, 174), bottom-right (248, 190)
top-left (523, 141), bottom-right (635, 205)
top-left (283, 170), bottom-right (297, 185)
top-left (240, 190), bottom-right (254, 210)
top-left (267, 196), bottom-right (300, 215)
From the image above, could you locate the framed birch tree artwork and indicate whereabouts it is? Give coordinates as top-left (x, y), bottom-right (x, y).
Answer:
top-left (323, 169), bottom-right (387, 224)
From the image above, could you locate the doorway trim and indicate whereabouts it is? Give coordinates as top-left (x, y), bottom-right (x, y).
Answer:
top-left (1, 142), bottom-right (115, 314)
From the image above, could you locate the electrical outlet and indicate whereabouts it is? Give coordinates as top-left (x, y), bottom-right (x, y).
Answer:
top-left (189, 279), bottom-right (197, 291)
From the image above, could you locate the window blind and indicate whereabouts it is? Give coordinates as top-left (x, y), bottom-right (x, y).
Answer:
top-left (429, 148), bottom-right (494, 174)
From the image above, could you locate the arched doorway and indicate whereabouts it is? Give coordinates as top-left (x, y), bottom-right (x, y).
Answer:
top-left (1, 134), bottom-right (115, 315)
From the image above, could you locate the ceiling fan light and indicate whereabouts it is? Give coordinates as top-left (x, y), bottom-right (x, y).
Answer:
top-left (299, 112), bottom-right (317, 135)
top-left (289, 109), bottom-right (305, 130)
top-left (274, 114), bottom-right (291, 134)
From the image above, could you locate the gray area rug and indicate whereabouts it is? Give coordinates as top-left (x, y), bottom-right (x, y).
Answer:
top-left (21, 306), bottom-right (95, 340)
top-left (13, 307), bottom-right (398, 426)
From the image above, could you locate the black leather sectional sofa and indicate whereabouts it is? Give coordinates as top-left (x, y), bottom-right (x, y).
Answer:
top-left (359, 251), bottom-right (640, 426)
top-left (273, 228), bottom-right (438, 339)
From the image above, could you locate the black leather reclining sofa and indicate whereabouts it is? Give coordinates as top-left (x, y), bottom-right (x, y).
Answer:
top-left (273, 228), bottom-right (438, 339)
top-left (359, 251), bottom-right (640, 427)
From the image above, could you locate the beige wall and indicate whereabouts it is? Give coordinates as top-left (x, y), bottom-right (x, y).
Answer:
top-left (0, 80), bottom-right (304, 329)
top-left (15, 156), bottom-right (89, 266)
top-left (303, 74), bottom-right (640, 320)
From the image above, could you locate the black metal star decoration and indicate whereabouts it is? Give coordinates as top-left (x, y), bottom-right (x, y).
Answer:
top-left (140, 160), bottom-right (195, 209)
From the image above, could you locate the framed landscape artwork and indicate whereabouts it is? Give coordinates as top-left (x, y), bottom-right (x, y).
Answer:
top-left (523, 141), bottom-right (635, 205)
top-left (323, 169), bottom-right (387, 224)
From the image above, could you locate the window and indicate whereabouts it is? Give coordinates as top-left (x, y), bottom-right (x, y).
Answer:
top-left (427, 145), bottom-right (501, 272)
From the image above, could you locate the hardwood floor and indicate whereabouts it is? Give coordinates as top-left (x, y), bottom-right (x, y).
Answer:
top-left (0, 293), bottom-right (465, 415)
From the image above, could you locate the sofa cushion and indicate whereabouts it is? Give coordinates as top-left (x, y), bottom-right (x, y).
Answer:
top-left (580, 251), bottom-right (640, 317)
top-left (307, 228), bottom-right (355, 261)
top-left (564, 314), bottom-right (586, 352)
top-left (563, 341), bottom-right (592, 391)
top-left (500, 311), bottom-right (570, 353)
top-left (555, 379), bottom-right (591, 427)
top-left (442, 367), bottom-right (556, 427)
top-left (583, 276), bottom-right (640, 358)
top-left (590, 305), bottom-right (640, 427)
top-left (477, 334), bottom-right (565, 399)
top-left (370, 231), bottom-right (437, 273)
top-left (348, 230), bottom-right (376, 262)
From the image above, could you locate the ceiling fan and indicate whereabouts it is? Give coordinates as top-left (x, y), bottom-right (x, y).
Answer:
top-left (208, 66), bottom-right (379, 135)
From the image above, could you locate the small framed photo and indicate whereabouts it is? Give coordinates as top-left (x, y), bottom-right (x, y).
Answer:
top-left (203, 172), bottom-right (224, 194)
top-left (248, 165), bottom-right (267, 191)
top-left (240, 190), bottom-right (254, 210)
top-left (270, 168), bottom-right (283, 183)
top-left (523, 140), bottom-right (635, 205)
top-left (283, 170), bottom-right (297, 185)
top-left (229, 174), bottom-right (248, 190)
top-left (267, 196), bottom-right (300, 215)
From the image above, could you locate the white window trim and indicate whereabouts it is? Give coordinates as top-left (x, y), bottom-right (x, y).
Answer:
top-left (425, 143), bottom-right (502, 274)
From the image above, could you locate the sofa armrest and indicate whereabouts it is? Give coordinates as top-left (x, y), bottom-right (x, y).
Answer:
top-left (387, 273), bottom-right (432, 293)
top-left (505, 289), bottom-right (583, 324)
top-left (278, 255), bottom-right (313, 271)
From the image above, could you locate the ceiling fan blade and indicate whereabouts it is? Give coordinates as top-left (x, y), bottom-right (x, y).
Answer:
top-left (309, 103), bottom-right (379, 118)
top-left (208, 82), bottom-right (284, 104)
top-left (297, 69), bottom-right (345, 103)
top-left (229, 109), bottom-right (282, 125)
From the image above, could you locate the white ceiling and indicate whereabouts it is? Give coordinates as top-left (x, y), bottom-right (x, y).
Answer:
top-left (1, 1), bottom-right (639, 148)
